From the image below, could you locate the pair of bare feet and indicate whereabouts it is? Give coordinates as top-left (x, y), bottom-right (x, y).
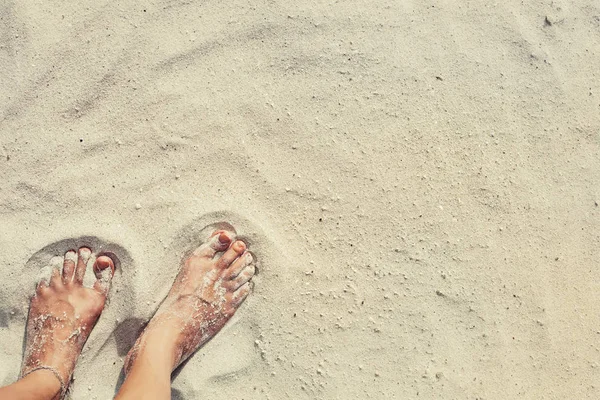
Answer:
top-left (7, 226), bottom-right (255, 400)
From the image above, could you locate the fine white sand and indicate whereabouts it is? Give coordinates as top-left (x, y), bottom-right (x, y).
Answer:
top-left (1, 0), bottom-right (599, 399)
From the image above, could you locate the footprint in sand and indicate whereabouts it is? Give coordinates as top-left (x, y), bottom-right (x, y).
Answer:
top-left (0, 217), bottom-right (277, 399)
top-left (158, 214), bottom-right (274, 398)
top-left (0, 236), bottom-right (134, 394)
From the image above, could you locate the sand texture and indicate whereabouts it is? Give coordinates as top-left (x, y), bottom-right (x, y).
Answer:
top-left (1, 0), bottom-right (599, 398)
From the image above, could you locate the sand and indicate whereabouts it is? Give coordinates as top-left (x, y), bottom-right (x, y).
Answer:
top-left (1, 0), bottom-right (599, 398)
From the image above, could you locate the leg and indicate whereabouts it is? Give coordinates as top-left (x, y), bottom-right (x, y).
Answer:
top-left (0, 370), bottom-right (62, 400)
top-left (116, 228), bottom-right (256, 400)
top-left (0, 248), bottom-right (115, 400)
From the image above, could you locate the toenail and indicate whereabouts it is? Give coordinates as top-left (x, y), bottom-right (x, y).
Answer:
top-left (79, 247), bottom-right (92, 258)
top-left (98, 256), bottom-right (112, 267)
top-left (94, 256), bottom-right (114, 273)
top-left (64, 251), bottom-right (77, 262)
top-left (218, 233), bottom-right (231, 245)
top-left (246, 253), bottom-right (253, 262)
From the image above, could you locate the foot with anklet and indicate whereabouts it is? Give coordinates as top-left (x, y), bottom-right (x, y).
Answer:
top-left (16, 248), bottom-right (115, 400)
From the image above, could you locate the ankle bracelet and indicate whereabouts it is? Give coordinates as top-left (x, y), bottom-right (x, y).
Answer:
top-left (21, 366), bottom-right (67, 399)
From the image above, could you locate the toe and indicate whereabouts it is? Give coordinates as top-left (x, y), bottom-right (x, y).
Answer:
top-left (93, 255), bottom-right (115, 296)
top-left (192, 231), bottom-right (235, 258)
top-left (36, 280), bottom-right (50, 296)
top-left (74, 247), bottom-right (92, 284)
top-left (218, 240), bottom-right (246, 268)
top-left (49, 266), bottom-right (63, 288)
top-left (227, 251), bottom-right (254, 278)
top-left (229, 264), bottom-right (255, 290)
top-left (61, 250), bottom-right (77, 284)
top-left (232, 282), bottom-right (252, 307)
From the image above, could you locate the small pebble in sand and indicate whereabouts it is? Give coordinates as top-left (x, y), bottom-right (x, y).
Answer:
top-left (135, 204), bottom-right (142, 210)
top-left (544, 15), bottom-right (557, 26)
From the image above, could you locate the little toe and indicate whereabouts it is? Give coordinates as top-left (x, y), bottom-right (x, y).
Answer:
top-left (93, 255), bottom-right (115, 296)
top-left (193, 231), bottom-right (235, 258)
top-left (50, 266), bottom-right (63, 288)
top-left (232, 282), bottom-right (252, 307)
top-left (36, 280), bottom-right (50, 296)
top-left (74, 247), bottom-right (92, 284)
top-left (218, 240), bottom-right (246, 268)
top-left (229, 264), bottom-right (255, 290)
top-left (61, 250), bottom-right (77, 284)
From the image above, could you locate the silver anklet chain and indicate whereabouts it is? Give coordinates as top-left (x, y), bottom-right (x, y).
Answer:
top-left (21, 366), bottom-right (67, 399)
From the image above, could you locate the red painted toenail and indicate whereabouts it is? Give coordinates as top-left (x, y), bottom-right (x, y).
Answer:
top-left (218, 233), bottom-right (231, 245)
top-left (94, 256), bottom-right (115, 274)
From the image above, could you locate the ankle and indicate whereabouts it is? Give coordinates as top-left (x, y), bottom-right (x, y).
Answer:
top-left (133, 327), bottom-right (181, 372)
top-left (19, 369), bottom-right (63, 399)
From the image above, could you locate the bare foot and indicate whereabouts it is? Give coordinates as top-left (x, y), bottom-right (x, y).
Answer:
top-left (124, 228), bottom-right (256, 374)
top-left (21, 248), bottom-right (115, 398)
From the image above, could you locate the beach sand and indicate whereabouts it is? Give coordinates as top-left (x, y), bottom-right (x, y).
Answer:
top-left (1, 0), bottom-right (599, 398)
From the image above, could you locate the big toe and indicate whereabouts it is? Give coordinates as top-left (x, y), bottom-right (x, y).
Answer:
top-left (94, 255), bottom-right (114, 272)
top-left (193, 230), bottom-right (236, 258)
top-left (93, 255), bottom-right (115, 295)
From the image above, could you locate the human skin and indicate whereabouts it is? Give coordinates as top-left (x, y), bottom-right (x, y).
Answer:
top-left (0, 227), bottom-right (255, 400)
top-left (0, 247), bottom-right (115, 400)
